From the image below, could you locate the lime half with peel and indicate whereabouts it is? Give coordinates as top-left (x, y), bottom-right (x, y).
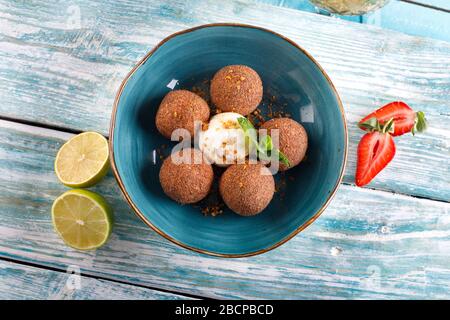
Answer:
top-left (55, 131), bottom-right (109, 188)
top-left (52, 189), bottom-right (113, 250)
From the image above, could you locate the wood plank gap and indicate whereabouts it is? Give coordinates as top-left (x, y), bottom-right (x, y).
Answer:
top-left (400, 0), bottom-right (450, 13)
top-left (0, 115), bottom-right (85, 136)
top-left (0, 255), bottom-right (203, 300)
top-left (340, 181), bottom-right (449, 204)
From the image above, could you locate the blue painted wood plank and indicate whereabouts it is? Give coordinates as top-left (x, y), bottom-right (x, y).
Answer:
top-left (257, 0), bottom-right (318, 12)
top-left (363, 0), bottom-right (450, 41)
top-left (260, 0), bottom-right (450, 41)
top-left (0, 120), bottom-right (449, 299)
top-left (0, 0), bottom-right (448, 200)
top-left (409, 0), bottom-right (450, 10)
top-left (256, 0), bottom-right (362, 21)
top-left (0, 260), bottom-right (191, 300)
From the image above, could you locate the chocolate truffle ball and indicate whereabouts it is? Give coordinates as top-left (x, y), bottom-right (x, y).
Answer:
top-left (210, 65), bottom-right (263, 116)
top-left (260, 118), bottom-right (308, 171)
top-left (159, 148), bottom-right (213, 204)
top-left (219, 163), bottom-right (275, 216)
top-left (156, 90), bottom-right (210, 139)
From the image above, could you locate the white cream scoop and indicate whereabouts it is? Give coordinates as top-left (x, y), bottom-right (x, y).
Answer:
top-left (199, 112), bottom-right (248, 166)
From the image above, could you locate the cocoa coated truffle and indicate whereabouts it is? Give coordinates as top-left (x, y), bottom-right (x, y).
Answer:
top-left (210, 65), bottom-right (263, 116)
top-left (156, 90), bottom-right (210, 139)
top-left (219, 163), bottom-right (275, 216)
top-left (159, 148), bottom-right (213, 204)
top-left (260, 118), bottom-right (308, 171)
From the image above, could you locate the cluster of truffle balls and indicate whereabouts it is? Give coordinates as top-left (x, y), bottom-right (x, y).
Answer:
top-left (156, 65), bottom-right (308, 216)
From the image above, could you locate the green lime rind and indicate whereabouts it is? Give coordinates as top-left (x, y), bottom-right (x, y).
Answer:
top-left (54, 132), bottom-right (110, 188)
top-left (51, 189), bottom-right (114, 251)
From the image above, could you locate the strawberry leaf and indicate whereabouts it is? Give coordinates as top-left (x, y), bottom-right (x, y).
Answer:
top-left (358, 117), bottom-right (379, 132)
top-left (382, 118), bottom-right (395, 134)
top-left (359, 117), bottom-right (394, 134)
top-left (412, 111), bottom-right (428, 135)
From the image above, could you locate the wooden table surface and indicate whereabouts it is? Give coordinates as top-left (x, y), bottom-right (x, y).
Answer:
top-left (1, 0), bottom-right (449, 300)
top-left (259, 0), bottom-right (450, 42)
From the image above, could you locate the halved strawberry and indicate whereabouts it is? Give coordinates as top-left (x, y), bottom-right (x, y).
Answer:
top-left (355, 119), bottom-right (396, 187)
top-left (359, 101), bottom-right (427, 136)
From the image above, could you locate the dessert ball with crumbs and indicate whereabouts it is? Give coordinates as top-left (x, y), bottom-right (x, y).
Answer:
top-left (210, 65), bottom-right (263, 116)
top-left (260, 117), bottom-right (308, 171)
top-left (219, 163), bottom-right (274, 216)
top-left (159, 148), bottom-right (213, 204)
top-left (156, 90), bottom-right (210, 139)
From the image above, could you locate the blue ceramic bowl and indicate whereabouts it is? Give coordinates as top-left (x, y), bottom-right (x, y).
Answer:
top-left (110, 24), bottom-right (347, 257)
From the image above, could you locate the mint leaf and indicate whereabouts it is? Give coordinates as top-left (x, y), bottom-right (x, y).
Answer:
top-left (237, 117), bottom-right (291, 168)
top-left (273, 149), bottom-right (291, 167)
top-left (237, 117), bottom-right (255, 132)
top-left (259, 135), bottom-right (273, 152)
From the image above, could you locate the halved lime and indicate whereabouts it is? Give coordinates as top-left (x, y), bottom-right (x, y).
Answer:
top-left (51, 189), bottom-right (113, 250)
top-left (55, 132), bottom-right (109, 188)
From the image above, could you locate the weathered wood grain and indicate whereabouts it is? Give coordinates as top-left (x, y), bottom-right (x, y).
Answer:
top-left (0, 259), bottom-right (190, 300)
top-left (1, 119), bottom-right (449, 299)
top-left (0, 0), bottom-right (449, 201)
top-left (410, 0), bottom-right (450, 11)
top-left (363, 0), bottom-right (450, 42)
top-left (257, 0), bottom-right (361, 22)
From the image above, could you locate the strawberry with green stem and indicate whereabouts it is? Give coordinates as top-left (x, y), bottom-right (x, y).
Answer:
top-left (359, 101), bottom-right (427, 136)
top-left (356, 101), bottom-right (428, 187)
top-left (356, 118), bottom-right (396, 187)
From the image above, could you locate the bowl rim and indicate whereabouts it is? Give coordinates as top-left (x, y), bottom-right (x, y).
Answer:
top-left (109, 23), bottom-right (348, 258)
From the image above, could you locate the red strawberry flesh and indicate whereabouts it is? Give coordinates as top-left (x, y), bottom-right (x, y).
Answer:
top-left (359, 101), bottom-right (415, 136)
top-left (355, 131), bottom-right (396, 187)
